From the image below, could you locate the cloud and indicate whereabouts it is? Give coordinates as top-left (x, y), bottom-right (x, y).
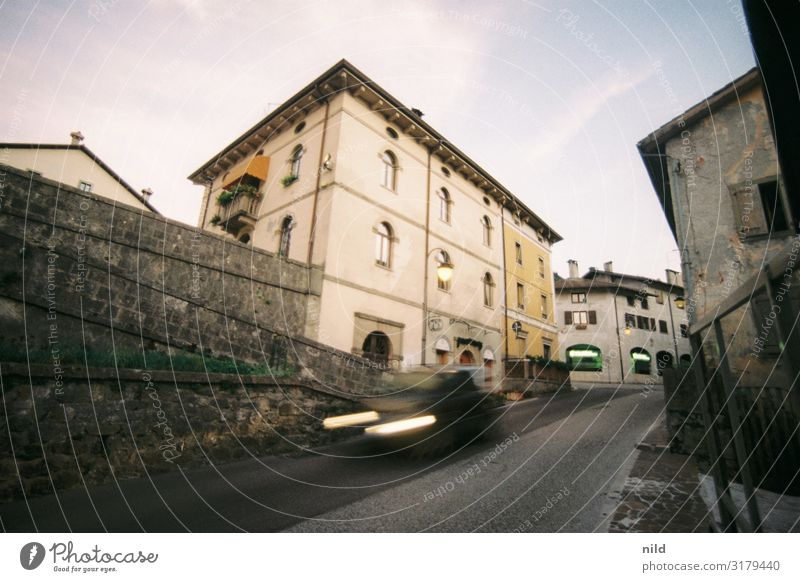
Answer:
top-left (527, 65), bottom-right (655, 160)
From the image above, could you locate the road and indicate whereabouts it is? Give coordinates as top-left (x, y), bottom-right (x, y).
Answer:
top-left (0, 384), bottom-right (664, 532)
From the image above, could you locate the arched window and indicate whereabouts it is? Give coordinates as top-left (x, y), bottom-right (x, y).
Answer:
top-left (436, 250), bottom-right (451, 291)
top-left (278, 216), bottom-right (294, 257)
top-left (381, 150), bottom-right (397, 191)
top-left (482, 215), bottom-right (492, 246)
top-left (438, 188), bottom-right (451, 223)
top-left (631, 348), bottom-right (652, 375)
top-left (375, 222), bottom-right (393, 267)
top-left (566, 344), bottom-right (602, 371)
top-left (290, 144), bottom-right (304, 178)
top-left (483, 272), bottom-right (494, 307)
top-left (362, 331), bottom-right (391, 364)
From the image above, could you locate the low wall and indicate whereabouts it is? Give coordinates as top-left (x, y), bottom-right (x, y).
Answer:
top-left (0, 363), bottom-right (363, 503)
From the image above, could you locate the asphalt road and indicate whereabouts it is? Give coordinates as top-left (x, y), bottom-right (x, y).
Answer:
top-left (0, 384), bottom-right (664, 532)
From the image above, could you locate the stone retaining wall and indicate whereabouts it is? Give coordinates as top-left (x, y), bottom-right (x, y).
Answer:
top-left (0, 363), bottom-right (362, 503)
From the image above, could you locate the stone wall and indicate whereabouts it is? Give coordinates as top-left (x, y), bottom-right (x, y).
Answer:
top-left (0, 363), bottom-right (364, 503)
top-left (0, 164), bottom-right (387, 396)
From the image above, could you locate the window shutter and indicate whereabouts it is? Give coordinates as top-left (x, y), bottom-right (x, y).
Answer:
top-left (588, 310), bottom-right (597, 324)
top-left (729, 183), bottom-right (767, 236)
top-left (565, 311), bottom-right (573, 325)
top-left (650, 317), bottom-right (656, 330)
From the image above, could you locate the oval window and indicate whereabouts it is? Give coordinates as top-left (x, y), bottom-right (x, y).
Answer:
top-left (441, 166), bottom-right (451, 177)
top-left (294, 121), bottom-right (306, 134)
top-left (386, 127), bottom-right (399, 140)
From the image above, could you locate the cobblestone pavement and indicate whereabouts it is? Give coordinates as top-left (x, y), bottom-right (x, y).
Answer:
top-left (608, 420), bottom-right (710, 533)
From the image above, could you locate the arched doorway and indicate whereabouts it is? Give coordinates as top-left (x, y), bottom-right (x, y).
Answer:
top-left (459, 350), bottom-right (475, 365)
top-left (631, 348), bottom-right (652, 375)
top-left (656, 351), bottom-right (674, 375)
top-left (679, 354), bottom-right (692, 367)
top-left (362, 331), bottom-right (391, 365)
top-left (566, 344), bottom-right (602, 371)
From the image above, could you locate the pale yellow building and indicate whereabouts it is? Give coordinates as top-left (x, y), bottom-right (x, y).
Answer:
top-left (189, 60), bottom-right (560, 387)
top-left (1, 132), bottom-right (157, 212)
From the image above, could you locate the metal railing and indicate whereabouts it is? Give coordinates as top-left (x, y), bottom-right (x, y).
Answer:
top-left (688, 242), bottom-right (800, 532)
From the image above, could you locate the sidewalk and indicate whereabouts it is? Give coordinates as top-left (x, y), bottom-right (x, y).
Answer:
top-left (608, 419), bottom-right (711, 533)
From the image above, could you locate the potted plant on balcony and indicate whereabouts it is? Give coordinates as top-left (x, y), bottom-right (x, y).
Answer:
top-left (281, 174), bottom-right (298, 187)
top-left (217, 190), bottom-right (235, 206)
top-left (209, 214), bottom-right (221, 226)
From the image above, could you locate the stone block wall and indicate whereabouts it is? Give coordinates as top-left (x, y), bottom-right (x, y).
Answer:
top-left (0, 364), bottom-right (363, 503)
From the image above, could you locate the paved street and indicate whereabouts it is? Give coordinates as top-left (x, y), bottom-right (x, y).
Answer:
top-left (1, 385), bottom-right (664, 533)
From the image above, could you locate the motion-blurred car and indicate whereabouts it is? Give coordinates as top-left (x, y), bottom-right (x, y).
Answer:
top-left (323, 366), bottom-right (501, 456)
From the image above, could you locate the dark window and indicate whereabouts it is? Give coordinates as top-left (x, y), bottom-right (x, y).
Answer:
top-left (515, 242), bottom-right (522, 264)
top-left (294, 121), bottom-right (306, 134)
top-left (659, 320), bottom-right (668, 334)
top-left (564, 311), bottom-right (573, 325)
top-left (680, 323), bottom-right (688, 338)
top-left (362, 331), bottom-right (391, 364)
top-left (278, 216), bottom-right (294, 257)
top-left (542, 342), bottom-right (552, 360)
top-left (650, 317), bottom-right (656, 330)
top-left (636, 315), bottom-right (648, 330)
top-left (759, 180), bottom-right (789, 232)
top-left (386, 127), bottom-right (399, 140)
top-left (626, 295), bottom-right (635, 306)
top-left (441, 166), bottom-right (451, 177)
top-left (588, 310), bottom-right (597, 324)
top-left (640, 296), bottom-right (649, 309)
top-left (290, 144), bottom-right (304, 178)
top-left (656, 351), bottom-right (674, 376)
top-left (624, 313), bottom-right (635, 329)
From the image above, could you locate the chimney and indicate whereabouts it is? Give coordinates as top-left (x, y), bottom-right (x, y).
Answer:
top-left (665, 269), bottom-right (682, 286)
top-left (70, 131), bottom-right (85, 146)
top-left (603, 261), bottom-right (613, 272)
top-left (141, 188), bottom-right (153, 203)
top-left (567, 259), bottom-right (579, 279)
top-left (411, 108), bottom-right (424, 118)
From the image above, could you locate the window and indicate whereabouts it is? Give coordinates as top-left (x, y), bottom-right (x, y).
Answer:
top-left (573, 311), bottom-right (588, 326)
top-left (680, 323), bottom-right (688, 338)
top-left (278, 216), bottom-right (294, 257)
top-left (636, 315), bottom-right (650, 330)
top-left (626, 295), bottom-right (635, 307)
top-left (540, 295), bottom-right (548, 319)
top-left (294, 121), bottom-right (306, 134)
top-left (375, 222), bottom-right (393, 267)
top-left (516, 283), bottom-right (525, 308)
top-left (679, 354), bottom-right (692, 367)
top-left (640, 296), bottom-right (649, 309)
top-left (567, 344), bottom-right (602, 371)
top-left (658, 320), bottom-right (668, 334)
top-left (483, 272), bottom-right (494, 307)
top-left (482, 216), bottom-right (492, 246)
top-left (730, 177), bottom-right (800, 237)
top-left (289, 144), bottom-right (304, 178)
top-left (381, 150), bottom-right (398, 191)
top-left (515, 242), bottom-right (522, 264)
top-left (624, 313), bottom-right (635, 329)
top-left (542, 341), bottom-right (552, 360)
top-left (386, 127), bottom-right (399, 140)
top-left (571, 292), bottom-right (586, 303)
top-left (441, 166), bottom-right (451, 177)
top-left (436, 250), bottom-right (451, 291)
top-left (362, 331), bottom-right (391, 364)
top-left (631, 348), bottom-right (652, 375)
top-left (538, 257), bottom-right (545, 278)
top-left (78, 181), bottom-right (92, 192)
top-left (438, 188), bottom-right (451, 223)
top-left (656, 351), bottom-right (674, 375)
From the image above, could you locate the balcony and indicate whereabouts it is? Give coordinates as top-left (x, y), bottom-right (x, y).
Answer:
top-left (211, 184), bottom-right (262, 237)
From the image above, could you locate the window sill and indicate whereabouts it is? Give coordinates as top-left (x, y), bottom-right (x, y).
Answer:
top-left (375, 262), bottom-right (392, 271)
top-left (379, 185), bottom-right (398, 195)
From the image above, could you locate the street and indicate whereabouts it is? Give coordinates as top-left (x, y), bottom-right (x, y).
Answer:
top-left (1, 385), bottom-right (664, 533)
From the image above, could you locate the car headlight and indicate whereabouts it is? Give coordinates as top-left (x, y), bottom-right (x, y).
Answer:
top-left (322, 411), bottom-right (379, 429)
top-left (364, 415), bottom-right (437, 435)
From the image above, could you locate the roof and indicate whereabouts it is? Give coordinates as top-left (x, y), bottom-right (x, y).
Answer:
top-left (0, 142), bottom-right (159, 214)
top-left (188, 58), bottom-right (561, 243)
top-left (555, 267), bottom-right (683, 296)
top-left (637, 67), bottom-right (761, 239)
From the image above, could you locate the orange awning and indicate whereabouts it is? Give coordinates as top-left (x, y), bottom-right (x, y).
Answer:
top-left (222, 155), bottom-right (269, 189)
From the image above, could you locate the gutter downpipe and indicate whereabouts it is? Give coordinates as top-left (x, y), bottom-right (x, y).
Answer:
top-left (421, 142), bottom-right (438, 366)
top-left (306, 83), bottom-right (331, 266)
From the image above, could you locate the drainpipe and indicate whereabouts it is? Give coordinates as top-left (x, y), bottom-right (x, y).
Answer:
top-left (499, 194), bottom-right (510, 376)
top-left (667, 284), bottom-right (680, 364)
top-left (667, 156), bottom-right (696, 324)
top-left (306, 83), bottom-right (330, 266)
top-left (613, 294), bottom-right (626, 384)
top-left (421, 142), bottom-right (437, 366)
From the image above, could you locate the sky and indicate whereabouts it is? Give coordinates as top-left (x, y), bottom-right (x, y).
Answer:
top-left (0, 0), bottom-right (756, 281)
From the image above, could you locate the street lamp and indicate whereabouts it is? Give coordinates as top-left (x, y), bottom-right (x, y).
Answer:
top-left (674, 296), bottom-right (686, 310)
top-left (422, 248), bottom-right (455, 365)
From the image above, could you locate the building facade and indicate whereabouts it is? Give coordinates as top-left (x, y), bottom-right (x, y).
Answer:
top-left (638, 67), bottom-right (792, 385)
top-left (189, 60), bottom-right (561, 387)
top-left (503, 211), bottom-right (559, 366)
top-left (1, 132), bottom-right (157, 212)
top-left (555, 260), bottom-right (690, 385)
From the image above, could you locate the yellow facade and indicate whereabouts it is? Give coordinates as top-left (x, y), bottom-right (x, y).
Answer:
top-left (503, 221), bottom-right (559, 360)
